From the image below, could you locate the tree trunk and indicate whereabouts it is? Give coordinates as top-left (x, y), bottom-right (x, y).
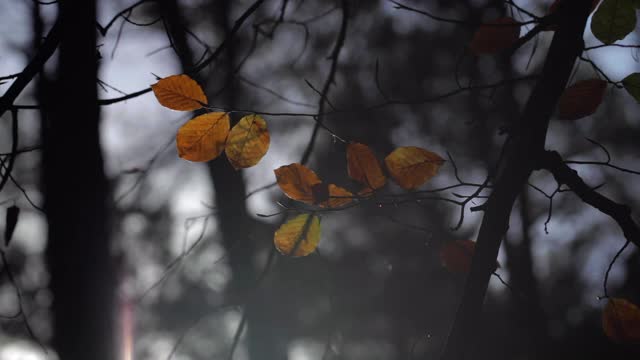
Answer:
top-left (41, 1), bottom-right (116, 360)
top-left (160, 1), bottom-right (284, 358)
top-left (440, 1), bottom-right (591, 359)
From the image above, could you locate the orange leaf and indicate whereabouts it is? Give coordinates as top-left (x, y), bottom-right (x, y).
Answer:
top-left (384, 146), bottom-right (444, 190)
top-left (274, 163), bottom-right (322, 204)
top-left (558, 79), bottom-right (608, 120)
top-left (320, 184), bottom-right (353, 208)
top-left (274, 213), bottom-right (321, 257)
top-left (225, 114), bottom-right (270, 169)
top-left (439, 240), bottom-right (476, 274)
top-left (602, 298), bottom-right (640, 344)
top-left (469, 17), bottom-right (520, 55)
top-left (151, 74), bottom-right (208, 111)
top-left (176, 112), bottom-right (230, 162)
top-left (346, 142), bottom-right (386, 192)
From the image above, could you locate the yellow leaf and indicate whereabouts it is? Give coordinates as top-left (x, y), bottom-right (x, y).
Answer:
top-left (225, 114), bottom-right (270, 169)
top-left (384, 146), bottom-right (445, 190)
top-left (602, 298), bottom-right (640, 344)
top-left (558, 79), bottom-right (608, 120)
top-left (151, 74), bottom-right (208, 111)
top-left (346, 142), bottom-right (386, 192)
top-left (274, 213), bottom-right (321, 257)
top-left (176, 112), bottom-right (230, 162)
top-left (274, 163), bottom-right (322, 204)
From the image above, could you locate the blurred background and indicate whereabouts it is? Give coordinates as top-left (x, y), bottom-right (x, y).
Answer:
top-left (0, 0), bottom-right (639, 359)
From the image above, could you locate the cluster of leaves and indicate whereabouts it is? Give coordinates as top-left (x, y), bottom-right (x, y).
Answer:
top-left (273, 144), bottom-right (445, 256)
top-left (151, 75), bottom-right (446, 258)
top-left (152, 75), bottom-right (270, 168)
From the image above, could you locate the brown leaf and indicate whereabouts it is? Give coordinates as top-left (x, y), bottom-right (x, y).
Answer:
top-left (439, 240), bottom-right (499, 274)
top-left (602, 298), bottom-right (640, 344)
top-left (346, 142), bottom-right (386, 192)
top-left (469, 17), bottom-right (520, 55)
top-left (225, 114), bottom-right (270, 169)
top-left (176, 112), bottom-right (230, 162)
top-left (319, 184), bottom-right (353, 208)
top-left (274, 163), bottom-right (322, 204)
top-left (384, 146), bottom-right (444, 190)
top-left (151, 74), bottom-right (207, 111)
top-left (439, 240), bottom-right (476, 274)
top-left (558, 79), bottom-right (608, 120)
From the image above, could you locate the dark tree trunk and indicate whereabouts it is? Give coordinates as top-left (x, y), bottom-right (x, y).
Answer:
top-left (440, 1), bottom-right (591, 359)
top-left (503, 188), bottom-right (550, 356)
top-left (41, 1), bottom-right (115, 360)
top-left (160, 0), bottom-right (284, 358)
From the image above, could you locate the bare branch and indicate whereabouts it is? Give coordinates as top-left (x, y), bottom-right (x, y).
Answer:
top-left (299, 0), bottom-right (349, 165)
top-left (540, 150), bottom-right (640, 249)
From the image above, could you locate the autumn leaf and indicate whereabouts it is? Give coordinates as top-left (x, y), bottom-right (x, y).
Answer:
top-left (622, 73), bottom-right (640, 103)
top-left (469, 17), bottom-right (520, 55)
top-left (176, 112), bottom-right (230, 162)
top-left (274, 163), bottom-right (322, 204)
top-left (439, 240), bottom-right (476, 274)
top-left (557, 79), bottom-right (608, 120)
top-left (320, 184), bottom-right (353, 208)
top-left (274, 213), bottom-right (321, 257)
top-left (591, 0), bottom-right (636, 45)
top-left (151, 74), bottom-right (208, 111)
top-left (384, 146), bottom-right (444, 190)
top-left (439, 240), bottom-right (499, 274)
top-left (346, 142), bottom-right (386, 192)
top-left (602, 298), bottom-right (640, 343)
top-left (225, 114), bottom-right (270, 169)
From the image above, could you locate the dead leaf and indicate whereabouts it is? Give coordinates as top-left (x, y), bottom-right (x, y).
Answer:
top-left (152, 74), bottom-right (207, 111)
top-left (469, 17), bottom-right (520, 55)
top-left (274, 213), bottom-right (321, 257)
top-left (320, 184), bottom-right (353, 208)
top-left (602, 298), bottom-right (640, 343)
top-left (176, 112), bottom-right (230, 162)
top-left (274, 163), bottom-right (322, 204)
top-left (558, 79), bottom-right (608, 120)
top-left (440, 240), bottom-right (476, 274)
top-left (384, 146), bottom-right (444, 190)
top-left (346, 142), bottom-right (386, 192)
top-left (225, 114), bottom-right (270, 169)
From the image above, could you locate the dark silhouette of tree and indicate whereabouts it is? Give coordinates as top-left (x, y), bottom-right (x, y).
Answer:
top-left (40, 1), bottom-right (116, 360)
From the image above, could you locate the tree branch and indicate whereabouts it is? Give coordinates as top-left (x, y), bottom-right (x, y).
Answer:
top-left (299, 0), bottom-right (349, 165)
top-left (98, 0), bottom-right (266, 106)
top-left (0, 21), bottom-right (60, 119)
top-left (539, 150), bottom-right (640, 249)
